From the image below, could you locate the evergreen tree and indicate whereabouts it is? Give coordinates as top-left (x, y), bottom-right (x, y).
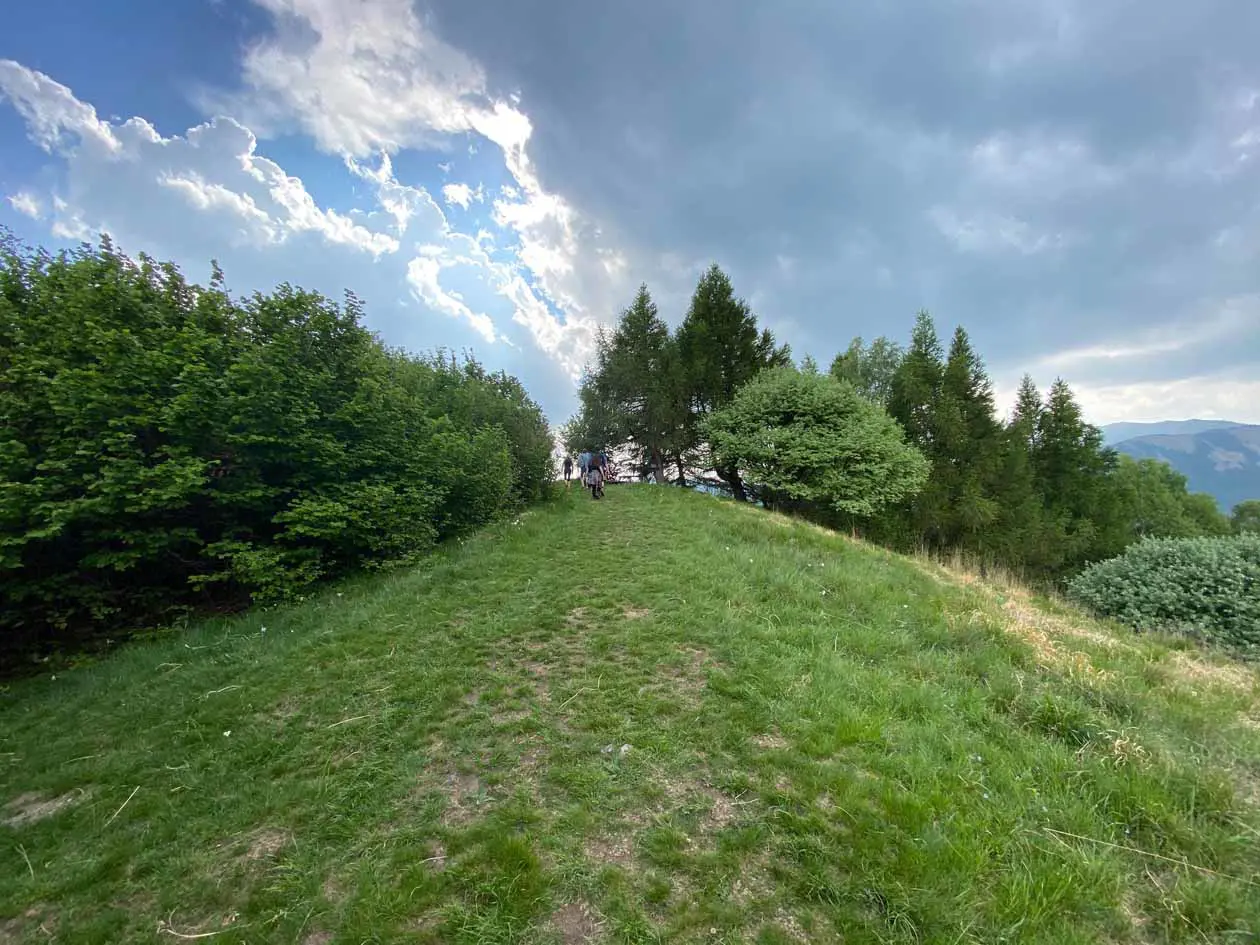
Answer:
top-left (887, 312), bottom-right (945, 450)
top-left (676, 264), bottom-right (790, 499)
top-left (885, 311), bottom-right (949, 546)
top-left (937, 326), bottom-right (1003, 550)
top-left (600, 285), bottom-right (676, 480)
top-left (830, 336), bottom-right (904, 406)
top-left (1034, 378), bottom-right (1119, 570)
top-left (988, 376), bottom-right (1047, 570)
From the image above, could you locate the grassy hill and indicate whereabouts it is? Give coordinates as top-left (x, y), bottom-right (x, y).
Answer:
top-left (2, 486), bottom-right (1258, 944)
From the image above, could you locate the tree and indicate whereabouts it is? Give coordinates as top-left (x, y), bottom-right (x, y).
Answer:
top-left (599, 285), bottom-right (677, 480)
top-left (885, 311), bottom-right (949, 545)
top-left (704, 368), bottom-right (929, 518)
top-left (1034, 378), bottom-right (1119, 570)
top-left (936, 326), bottom-right (1004, 549)
top-left (676, 264), bottom-right (790, 499)
top-left (1109, 456), bottom-right (1229, 541)
top-left (0, 230), bottom-right (552, 663)
top-left (1232, 499), bottom-right (1260, 534)
top-left (830, 336), bottom-right (904, 406)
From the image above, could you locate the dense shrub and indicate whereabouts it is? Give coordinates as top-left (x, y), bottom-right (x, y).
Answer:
top-left (0, 233), bottom-right (552, 661)
top-left (1067, 534), bottom-right (1260, 652)
top-left (703, 367), bottom-right (930, 518)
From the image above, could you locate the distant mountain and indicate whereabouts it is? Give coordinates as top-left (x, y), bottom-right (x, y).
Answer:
top-left (1100, 419), bottom-right (1245, 446)
top-left (1112, 425), bottom-right (1260, 512)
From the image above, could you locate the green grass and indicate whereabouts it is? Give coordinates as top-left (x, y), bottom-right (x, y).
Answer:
top-left (2, 485), bottom-right (1259, 944)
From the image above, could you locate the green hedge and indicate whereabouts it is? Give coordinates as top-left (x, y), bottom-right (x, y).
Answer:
top-left (1067, 534), bottom-right (1260, 652)
top-left (0, 233), bottom-right (553, 662)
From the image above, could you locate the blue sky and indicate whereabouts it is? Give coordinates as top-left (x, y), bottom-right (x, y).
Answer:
top-left (3, 0), bottom-right (1260, 425)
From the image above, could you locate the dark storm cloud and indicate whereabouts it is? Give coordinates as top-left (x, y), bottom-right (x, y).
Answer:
top-left (423, 0), bottom-right (1260, 403)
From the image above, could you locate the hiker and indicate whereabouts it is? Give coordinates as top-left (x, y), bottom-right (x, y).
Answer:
top-left (562, 455), bottom-right (573, 485)
top-left (577, 450), bottom-right (591, 480)
top-left (586, 460), bottom-right (604, 499)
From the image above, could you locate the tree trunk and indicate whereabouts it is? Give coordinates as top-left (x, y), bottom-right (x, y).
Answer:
top-left (651, 448), bottom-right (666, 483)
top-left (722, 465), bottom-right (747, 502)
top-left (675, 456), bottom-right (687, 485)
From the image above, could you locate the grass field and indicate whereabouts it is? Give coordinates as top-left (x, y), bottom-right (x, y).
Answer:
top-left (2, 485), bottom-right (1259, 944)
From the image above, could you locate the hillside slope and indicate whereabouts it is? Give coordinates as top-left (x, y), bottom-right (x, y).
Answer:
top-left (2, 487), bottom-right (1258, 944)
top-left (1114, 424), bottom-right (1260, 511)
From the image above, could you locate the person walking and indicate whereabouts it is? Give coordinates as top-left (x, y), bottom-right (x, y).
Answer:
top-left (562, 455), bottom-right (573, 486)
top-left (586, 460), bottom-right (604, 499)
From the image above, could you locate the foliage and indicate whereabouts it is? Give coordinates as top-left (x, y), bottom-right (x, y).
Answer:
top-left (1110, 456), bottom-right (1232, 541)
top-left (1232, 499), bottom-right (1260, 534)
top-left (564, 264), bottom-right (788, 488)
top-left (703, 367), bottom-right (929, 517)
top-left (567, 285), bottom-right (691, 481)
top-left (0, 232), bottom-right (550, 661)
top-left (829, 335), bottom-right (903, 405)
top-left (1068, 534), bottom-right (1260, 651)
top-left (3, 487), bottom-right (1258, 943)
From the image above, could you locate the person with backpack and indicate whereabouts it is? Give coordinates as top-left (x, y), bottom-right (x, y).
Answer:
top-left (562, 455), bottom-right (574, 485)
top-left (586, 460), bottom-right (604, 499)
top-left (577, 450), bottom-right (592, 480)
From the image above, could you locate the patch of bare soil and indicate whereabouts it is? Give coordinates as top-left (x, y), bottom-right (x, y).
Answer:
top-left (492, 705), bottom-right (533, 725)
top-left (322, 874), bottom-right (347, 903)
top-left (752, 731), bottom-right (788, 750)
top-left (302, 932), bottom-right (334, 945)
top-left (566, 607), bottom-right (595, 629)
top-left (701, 787), bottom-right (740, 830)
top-left (550, 901), bottom-right (604, 944)
top-left (768, 908), bottom-right (810, 943)
top-left (440, 770), bottom-right (485, 826)
top-left (0, 906), bottom-right (57, 944)
top-left (241, 828), bottom-right (291, 863)
top-left (622, 606), bottom-right (651, 620)
top-left (584, 833), bottom-right (636, 868)
top-left (3, 789), bottom-right (88, 827)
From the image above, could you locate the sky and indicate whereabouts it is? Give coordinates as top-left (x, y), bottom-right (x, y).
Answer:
top-left (2, 0), bottom-right (1259, 426)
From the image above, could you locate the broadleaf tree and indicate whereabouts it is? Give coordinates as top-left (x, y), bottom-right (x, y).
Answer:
top-left (703, 367), bottom-right (929, 519)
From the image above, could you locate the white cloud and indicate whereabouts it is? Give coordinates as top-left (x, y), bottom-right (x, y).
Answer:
top-left (1029, 296), bottom-right (1260, 372)
top-left (0, 59), bottom-right (578, 397)
top-left (206, 0), bottom-right (630, 374)
top-left (929, 206), bottom-right (1067, 255)
top-left (0, 0), bottom-right (644, 414)
top-left (441, 182), bottom-right (482, 209)
top-left (6, 190), bottom-right (41, 219)
top-left (1071, 374), bottom-right (1260, 425)
top-left (969, 131), bottom-right (1119, 195)
top-left (0, 59), bottom-right (120, 155)
top-left (406, 255), bottom-right (497, 343)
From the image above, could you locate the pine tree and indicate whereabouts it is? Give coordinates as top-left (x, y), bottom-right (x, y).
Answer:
top-left (600, 285), bottom-right (675, 480)
top-left (887, 312), bottom-right (945, 450)
top-left (937, 326), bottom-right (1003, 550)
top-left (676, 264), bottom-right (790, 499)
top-left (885, 311), bottom-right (949, 546)
top-left (1034, 378), bottom-right (1118, 570)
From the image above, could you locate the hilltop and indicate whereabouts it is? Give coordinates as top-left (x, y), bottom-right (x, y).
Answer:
top-left (2, 487), bottom-right (1258, 944)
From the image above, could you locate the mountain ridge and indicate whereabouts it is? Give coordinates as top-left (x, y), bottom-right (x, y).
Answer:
top-left (1111, 423), bottom-right (1260, 511)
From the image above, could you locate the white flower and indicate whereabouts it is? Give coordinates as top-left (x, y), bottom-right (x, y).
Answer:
top-left (223, 730), bottom-right (232, 737)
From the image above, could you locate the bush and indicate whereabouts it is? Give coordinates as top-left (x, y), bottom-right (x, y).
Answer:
top-left (1067, 534), bottom-right (1260, 652)
top-left (703, 367), bottom-right (930, 518)
top-left (0, 232), bottom-right (551, 663)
